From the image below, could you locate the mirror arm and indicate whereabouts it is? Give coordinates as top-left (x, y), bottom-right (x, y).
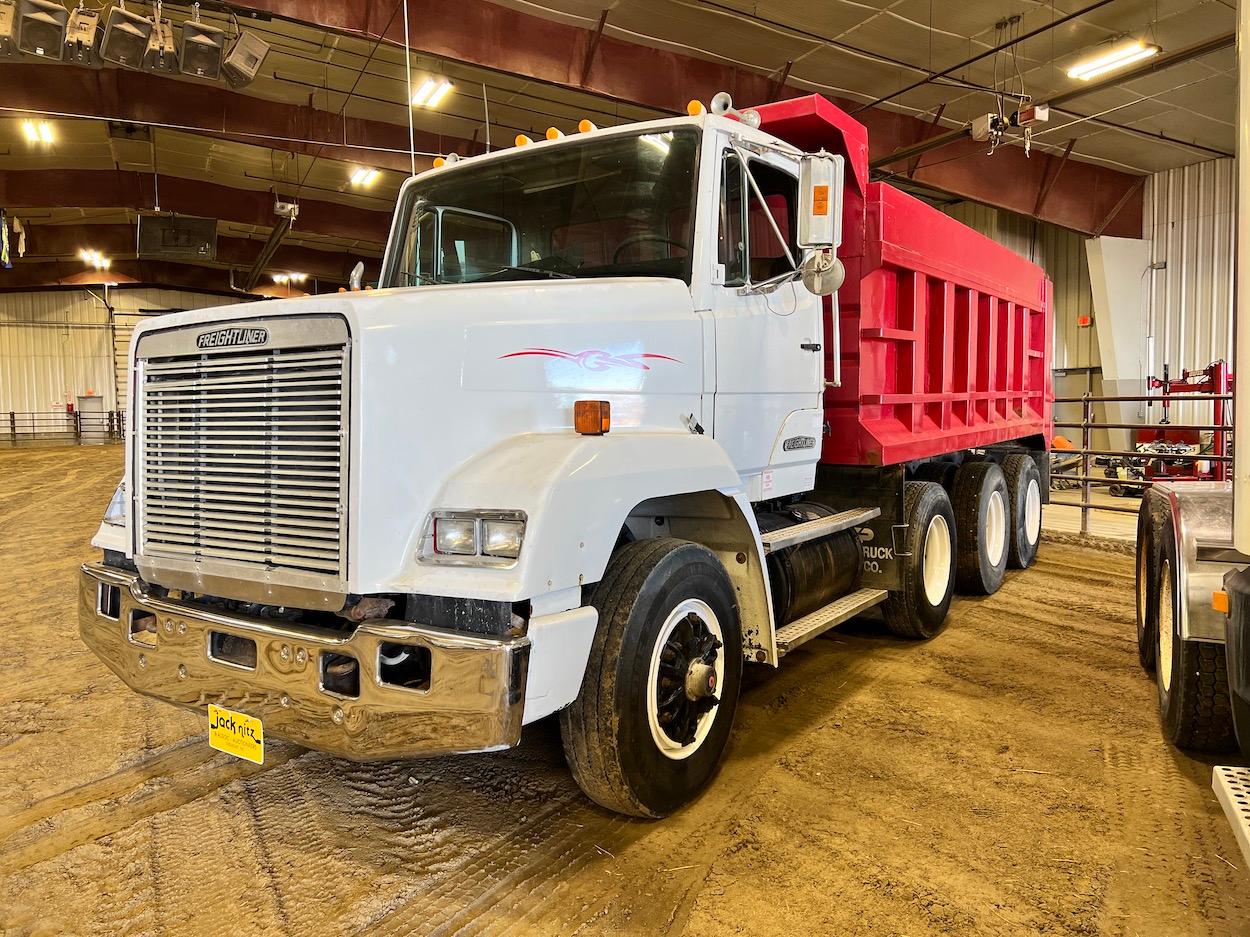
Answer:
top-left (731, 144), bottom-right (798, 271)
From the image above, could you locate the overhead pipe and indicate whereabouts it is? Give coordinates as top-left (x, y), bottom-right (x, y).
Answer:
top-left (241, 214), bottom-right (294, 292)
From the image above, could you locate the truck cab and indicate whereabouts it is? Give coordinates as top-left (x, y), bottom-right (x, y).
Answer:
top-left (79, 94), bottom-right (1051, 817)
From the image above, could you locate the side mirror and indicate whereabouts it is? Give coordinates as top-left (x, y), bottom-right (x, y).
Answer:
top-left (798, 152), bottom-right (845, 297)
top-left (797, 152), bottom-right (844, 251)
top-left (349, 261), bottom-right (365, 291)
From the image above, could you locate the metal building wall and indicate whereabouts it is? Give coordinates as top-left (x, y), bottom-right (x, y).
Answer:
top-left (942, 201), bottom-right (1097, 370)
top-left (0, 287), bottom-right (245, 415)
top-left (1143, 158), bottom-right (1235, 379)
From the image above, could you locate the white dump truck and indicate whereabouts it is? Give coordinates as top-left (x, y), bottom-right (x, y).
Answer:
top-left (80, 93), bottom-right (1052, 817)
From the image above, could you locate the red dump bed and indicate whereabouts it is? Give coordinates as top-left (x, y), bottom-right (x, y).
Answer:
top-left (756, 96), bottom-right (1053, 467)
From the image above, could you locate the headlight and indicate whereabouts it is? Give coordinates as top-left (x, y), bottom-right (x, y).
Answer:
top-left (434, 517), bottom-right (478, 555)
top-left (482, 519), bottom-right (524, 559)
top-left (103, 482), bottom-right (127, 527)
top-left (427, 511), bottom-right (526, 563)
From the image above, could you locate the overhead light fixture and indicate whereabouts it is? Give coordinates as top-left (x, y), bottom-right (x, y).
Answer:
top-left (272, 272), bottom-right (307, 285)
top-left (180, 8), bottom-right (225, 80)
top-left (64, 6), bottom-right (100, 66)
top-left (223, 30), bottom-right (269, 88)
top-left (22, 119), bottom-right (52, 143)
top-left (412, 77), bottom-right (453, 108)
top-left (1067, 38), bottom-right (1161, 81)
top-left (18, 0), bottom-right (68, 60)
top-left (143, 9), bottom-right (177, 74)
top-left (79, 248), bottom-right (110, 270)
top-left (0, 1), bottom-right (18, 58)
top-left (101, 3), bottom-right (152, 68)
top-left (350, 167), bottom-right (380, 188)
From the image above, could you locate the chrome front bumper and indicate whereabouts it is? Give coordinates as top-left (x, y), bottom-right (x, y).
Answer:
top-left (79, 563), bottom-right (529, 760)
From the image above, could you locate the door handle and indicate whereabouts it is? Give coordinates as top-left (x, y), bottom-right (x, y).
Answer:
top-left (800, 342), bottom-right (822, 352)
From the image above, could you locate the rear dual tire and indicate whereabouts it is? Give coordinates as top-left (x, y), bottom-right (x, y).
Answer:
top-left (883, 481), bottom-right (956, 640)
top-left (954, 461), bottom-right (1010, 595)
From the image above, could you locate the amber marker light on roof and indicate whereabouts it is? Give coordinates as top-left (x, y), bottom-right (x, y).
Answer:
top-left (578, 119), bottom-right (597, 133)
top-left (687, 100), bottom-right (705, 116)
top-left (515, 134), bottom-right (533, 147)
top-left (546, 127), bottom-right (563, 140)
top-left (574, 400), bottom-right (611, 436)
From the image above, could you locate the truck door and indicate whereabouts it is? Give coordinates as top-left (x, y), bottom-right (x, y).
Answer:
top-left (709, 144), bottom-right (825, 500)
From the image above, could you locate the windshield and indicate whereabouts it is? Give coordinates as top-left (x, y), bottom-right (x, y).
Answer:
top-left (384, 128), bottom-right (700, 287)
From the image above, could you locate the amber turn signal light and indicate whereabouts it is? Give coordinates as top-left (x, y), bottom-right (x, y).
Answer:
top-left (574, 400), bottom-right (611, 435)
top-left (1213, 590), bottom-right (1230, 614)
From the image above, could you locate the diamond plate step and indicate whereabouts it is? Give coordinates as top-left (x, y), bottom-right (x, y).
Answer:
top-left (761, 507), bottom-right (880, 554)
top-left (775, 588), bottom-right (889, 656)
top-left (1213, 766), bottom-right (1250, 870)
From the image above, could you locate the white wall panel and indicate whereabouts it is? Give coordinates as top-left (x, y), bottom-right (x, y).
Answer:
top-left (1144, 158), bottom-right (1235, 379)
top-left (942, 201), bottom-right (1096, 370)
top-left (0, 287), bottom-right (245, 416)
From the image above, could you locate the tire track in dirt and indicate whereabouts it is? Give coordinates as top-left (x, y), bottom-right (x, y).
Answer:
top-left (0, 742), bottom-right (304, 874)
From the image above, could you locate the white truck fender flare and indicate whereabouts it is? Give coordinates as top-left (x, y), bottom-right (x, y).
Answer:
top-left (428, 431), bottom-right (747, 600)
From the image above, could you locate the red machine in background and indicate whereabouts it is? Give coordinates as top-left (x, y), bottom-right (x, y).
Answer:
top-left (1139, 360), bottom-right (1233, 483)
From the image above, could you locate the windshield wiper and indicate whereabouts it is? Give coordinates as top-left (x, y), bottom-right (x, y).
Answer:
top-left (480, 264), bottom-right (576, 280)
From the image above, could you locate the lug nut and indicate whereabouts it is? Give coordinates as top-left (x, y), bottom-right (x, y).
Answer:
top-left (177, 622), bottom-right (187, 635)
top-left (280, 694), bottom-right (291, 708)
top-left (164, 618), bottom-right (174, 634)
top-left (178, 664), bottom-right (188, 680)
top-left (332, 706), bottom-right (344, 724)
top-left (295, 648), bottom-right (307, 664)
top-left (280, 644), bottom-right (291, 661)
top-left (137, 654), bottom-right (147, 669)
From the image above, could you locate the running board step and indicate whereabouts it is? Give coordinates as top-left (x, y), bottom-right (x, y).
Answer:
top-left (761, 507), bottom-right (880, 554)
top-left (775, 588), bottom-right (889, 657)
top-left (1213, 766), bottom-right (1250, 869)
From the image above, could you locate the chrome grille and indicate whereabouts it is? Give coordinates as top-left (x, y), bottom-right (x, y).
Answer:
top-left (136, 321), bottom-right (348, 585)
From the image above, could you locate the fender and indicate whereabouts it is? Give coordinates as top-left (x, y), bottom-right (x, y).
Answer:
top-left (403, 430), bottom-right (747, 603)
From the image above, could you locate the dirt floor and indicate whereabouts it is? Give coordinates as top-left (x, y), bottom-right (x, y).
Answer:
top-left (2, 445), bottom-right (1249, 937)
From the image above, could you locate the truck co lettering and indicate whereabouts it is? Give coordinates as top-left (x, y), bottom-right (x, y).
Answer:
top-left (196, 327), bottom-right (269, 349)
top-left (208, 709), bottom-right (261, 743)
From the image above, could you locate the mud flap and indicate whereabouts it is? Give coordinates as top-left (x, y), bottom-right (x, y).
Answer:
top-left (812, 465), bottom-right (904, 592)
top-left (1224, 567), bottom-right (1250, 754)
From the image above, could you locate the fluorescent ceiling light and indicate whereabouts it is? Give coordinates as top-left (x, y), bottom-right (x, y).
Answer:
top-left (1067, 39), bottom-right (1160, 81)
top-left (412, 77), bottom-right (452, 108)
top-left (79, 248), bottom-right (109, 269)
top-left (350, 167), bottom-right (380, 187)
top-left (22, 119), bottom-right (52, 143)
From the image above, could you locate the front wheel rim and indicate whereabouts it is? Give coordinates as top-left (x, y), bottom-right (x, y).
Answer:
top-left (646, 598), bottom-right (725, 761)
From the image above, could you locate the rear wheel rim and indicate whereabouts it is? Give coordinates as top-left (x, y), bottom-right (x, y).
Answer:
top-left (1024, 477), bottom-right (1042, 546)
top-left (1159, 559), bottom-right (1174, 693)
top-left (646, 598), bottom-right (724, 761)
top-left (922, 513), bottom-right (952, 607)
top-left (986, 489), bottom-right (1007, 567)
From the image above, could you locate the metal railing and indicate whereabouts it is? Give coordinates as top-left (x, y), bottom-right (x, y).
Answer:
top-left (3, 410), bottom-right (125, 447)
top-left (1053, 393), bottom-right (1233, 535)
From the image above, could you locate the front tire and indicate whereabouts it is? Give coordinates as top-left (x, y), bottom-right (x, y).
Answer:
top-left (953, 460), bottom-right (1010, 595)
top-left (560, 538), bottom-right (743, 817)
top-left (882, 481), bottom-right (956, 640)
top-left (1135, 491), bottom-right (1166, 674)
top-left (1155, 514), bottom-right (1237, 751)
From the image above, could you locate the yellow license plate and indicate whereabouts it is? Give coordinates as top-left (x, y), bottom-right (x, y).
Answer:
top-left (207, 704), bottom-right (264, 765)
